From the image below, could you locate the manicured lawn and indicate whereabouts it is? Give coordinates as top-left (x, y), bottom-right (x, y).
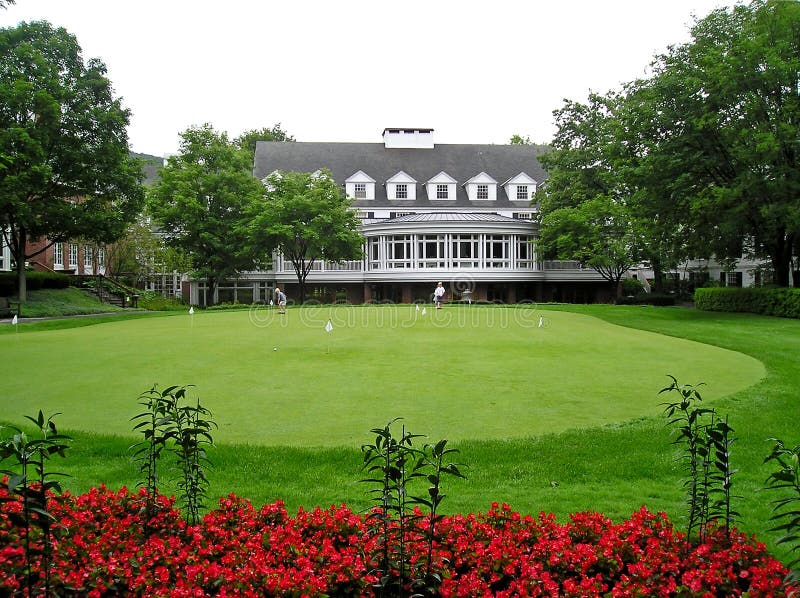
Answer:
top-left (1, 304), bottom-right (762, 444)
top-left (1, 304), bottom-right (797, 561)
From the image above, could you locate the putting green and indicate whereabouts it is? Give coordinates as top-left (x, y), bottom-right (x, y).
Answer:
top-left (2, 306), bottom-right (764, 446)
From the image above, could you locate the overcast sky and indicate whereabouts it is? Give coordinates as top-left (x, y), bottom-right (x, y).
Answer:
top-left (2, 0), bottom-right (736, 156)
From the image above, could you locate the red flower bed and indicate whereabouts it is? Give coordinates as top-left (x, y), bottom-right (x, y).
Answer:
top-left (0, 485), bottom-right (793, 596)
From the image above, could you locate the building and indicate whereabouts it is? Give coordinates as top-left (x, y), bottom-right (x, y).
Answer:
top-left (188, 128), bottom-right (611, 306)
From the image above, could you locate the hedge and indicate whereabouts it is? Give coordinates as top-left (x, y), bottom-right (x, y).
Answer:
top-left (694, 287), bottom-right (800, 318)
top-left (0, 271), bottom-right (71, 295)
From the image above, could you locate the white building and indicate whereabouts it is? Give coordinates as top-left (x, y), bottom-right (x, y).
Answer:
top-left (187, 128), bottom-right (610, 306)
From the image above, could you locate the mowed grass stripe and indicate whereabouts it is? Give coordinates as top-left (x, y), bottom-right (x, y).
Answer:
top-left (1, 305), bottom-right (763, 446)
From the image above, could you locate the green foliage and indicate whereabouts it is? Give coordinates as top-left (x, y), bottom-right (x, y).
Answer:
top-left (621, 277), bottom-right (645, 296)
top-left (763, 438), bottom-right (800, 585)
top-left (695, 287), bottom-right (800, 318)
top-left (247, 170), bottom-right (363, 303)
top-left (616, 292), bottom-right (677, 306)
top-left (0, 21), bottom-right (144, 300)
top-left (234, 124), bottom-right (294, 156)
top-left (661, 376), bottom-right (738, 540)
top-left (135, 291), bottom-right (185, 312)
top-left (130, 385), bottom-right (216, 527)
top-left (147, 124), bottom-right (267, 303)
top-left (0, 411), bottom-right (70, 595)
top-left (361, 419), bottom-right (465, 596)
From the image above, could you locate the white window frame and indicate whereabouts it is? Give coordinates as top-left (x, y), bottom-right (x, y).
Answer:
top-left (451, 234), bottom-right (479, 268)
top-left (477, 184), bottom-right (489, 200)
top-left (387, 235), bottom-right (413, 268)
top-left (396, 183), bottom-right (408, 199)
top-left (516, 185), bottom-right (529, 200)
top-left (53, 243), bottom-right (63, 268)
top-left (83, 245), bottom-right (93, 268)
top-left (417, 234), bottom-right (446, 269)
top-left (436, 184), bottom-right (449, 199)
top-left (68, 243), bottom-right (78, 268)
top-left (484, 235), bottom-right (511, 268)
top-left (354, 183), bottom-right (367, 199)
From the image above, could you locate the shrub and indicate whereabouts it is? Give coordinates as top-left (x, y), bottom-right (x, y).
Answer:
top-left (616, 292), bottom-right (676, 306)
top-left (695, 287), bottom-right (800, 318)
top-left (621, 277), bottom-right (645, 296)
top-left (0, 489), bottom-right (792, 597)
top-left (136, 291), bottom-right (186, 311)
top-left (0, 271), bottom-right (70, 295)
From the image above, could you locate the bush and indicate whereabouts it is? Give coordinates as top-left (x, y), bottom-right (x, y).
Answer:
top-left (136, 291), bottom-right (186, 311)
top-left (0, 271), bottom-right (70, 295)
top-left (0, 487), bottom-right (792, 597)
top-left (695, 287), bottom-right (800, 318)
top-left (621, 277), bottom-right (645, 296)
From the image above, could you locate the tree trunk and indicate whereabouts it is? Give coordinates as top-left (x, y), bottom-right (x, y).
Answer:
top-left (771, 237), bottom-right (792, 287)
top-left (15, 226), bottom-right (27, 302)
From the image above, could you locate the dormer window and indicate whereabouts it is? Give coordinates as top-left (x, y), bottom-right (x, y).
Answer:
top-left (503, 172), bottom-right (538, 202)
top-left (345, 171), bottom-right (376, 200)
top-left (426, 171), bottom-right (457, 201)
top-left (464, 172), bottom-right (497, 201)
top-left (387, 171), bottom-right (417, 200)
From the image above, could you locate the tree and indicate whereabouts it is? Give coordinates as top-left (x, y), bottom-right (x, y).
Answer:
top-left (537, 94), bottom-right (642, 295)
top-left (0, 21), bottom-right (144, 300)
top-left (248, 170), bottom-right (363, 304)
top-left (623, 0), bottom-right (800, 286)
top-left (147, 124), bottom-right (267, 304)
top-left (235, 124), bottom-right (294, 156)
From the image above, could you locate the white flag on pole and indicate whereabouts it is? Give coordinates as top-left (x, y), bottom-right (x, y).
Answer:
top-left (189, 306), bottom-right (194, 315)
top-left (415, 304), bottom-right (420, 312)
top-left (325, 319), bottom-right (333, 333)
top-left (11, 314), bottom-right (18, 325)
top-left (421, 307), bottom-right (427, 316)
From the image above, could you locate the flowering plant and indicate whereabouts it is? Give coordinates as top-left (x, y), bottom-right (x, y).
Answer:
top-left (0, 483), bottom-right (793, 597)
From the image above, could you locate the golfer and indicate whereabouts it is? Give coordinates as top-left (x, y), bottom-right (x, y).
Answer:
top-left (275, 287), bottom-right (287, 314)
top-left (434, 282), bottom-right (445, 309)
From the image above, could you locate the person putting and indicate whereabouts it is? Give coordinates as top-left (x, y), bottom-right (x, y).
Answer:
top-left (275, 287), bottom-right (287, 314)
top-left (434, 281), bottom-right (445, 309)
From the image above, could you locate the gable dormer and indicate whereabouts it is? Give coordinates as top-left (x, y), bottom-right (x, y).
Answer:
top-left (426, 171), bottom-right (457, 201)
top-left (503, 172), bottom-right (538, 201)
top-left (261, 169), bottom-right (282, 192)
top-left (345, 170), bottom-right (376, 200)
top-left (386, 171), bottom-right (417, 200)
top-left (464, 172), bottom-right (498, 201)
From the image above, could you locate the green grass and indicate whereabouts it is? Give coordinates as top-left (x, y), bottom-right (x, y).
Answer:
top-left (10, 287), bottom-right (125, 318)
top-left (1, 303), bottom-right (797, 561)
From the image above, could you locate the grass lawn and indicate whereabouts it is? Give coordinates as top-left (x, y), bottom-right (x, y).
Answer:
top-left (1, 303), bottom-right (797, 561)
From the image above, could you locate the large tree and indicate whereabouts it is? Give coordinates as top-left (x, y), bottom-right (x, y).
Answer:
top-left (623, 0), bottom-right (800, 286)
top-left (537, 94), bottom-right (642, 295)
top-left (235, 124), bottom-right (294, 157)
top-left (0, 21), bottom-right (144, 300)
top-left (248, 170), bottom-right (363, 304)
top-left (148, 124), bottom-right (267, 303)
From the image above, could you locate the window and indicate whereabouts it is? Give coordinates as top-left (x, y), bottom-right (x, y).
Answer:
top-left (484, 235), bottom-right (510, 268)
top-left (513, 212), bottom-right (532, 220)
top-left (68, 244), bottom-right (78, 267)
top-left (516, 185), bottom-right (528, 200)
top-left (98, 247), bottom-right (105, 267)
top-left (417, 235), bottom-right (446, 268)
top-left (53, 243), bottom-right (63, 267)
top-left (357, 211), bottom-right (375, 219)
top-left (387, 235), bottom-right (412, 268)
top-left (354, 183), bottom-right (367, 199)
top-left (395, 184), bottom-right (408, 199)
top-left (436, 184), bottom-right (449, 199)
top-left (368, 238), bottom-right (381, 269)
top-left (450, 234), bottom-right (479, 268)
top-left (516, 236), bottom-right (535, 269)
top-left (477, 184), bottom-right (489, 200)
top-left (389, 211), bottom-right (414, 218)
top-left (83, 245), bottom-right (93, 267)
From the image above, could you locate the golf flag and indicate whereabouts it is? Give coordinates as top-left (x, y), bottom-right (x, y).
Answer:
top-left (421, 307), bottom-right (427, 316)
top-left (189, 306), bottom-right (194, 315)
top-left (325, 319), bottom-right (333, 333)
top-left (11, 314), bottom-right (18, 326)
top-left (538, 315), bottom-right (543, 328)
top-left (416, 304), bottom-right (420, 312)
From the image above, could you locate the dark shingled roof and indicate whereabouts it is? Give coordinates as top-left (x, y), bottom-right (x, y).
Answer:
top-left (253, 141), bottom-right (549, 208)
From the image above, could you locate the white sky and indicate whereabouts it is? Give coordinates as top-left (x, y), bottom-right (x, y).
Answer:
top-left (2, 0), bottom-right (736, 156)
